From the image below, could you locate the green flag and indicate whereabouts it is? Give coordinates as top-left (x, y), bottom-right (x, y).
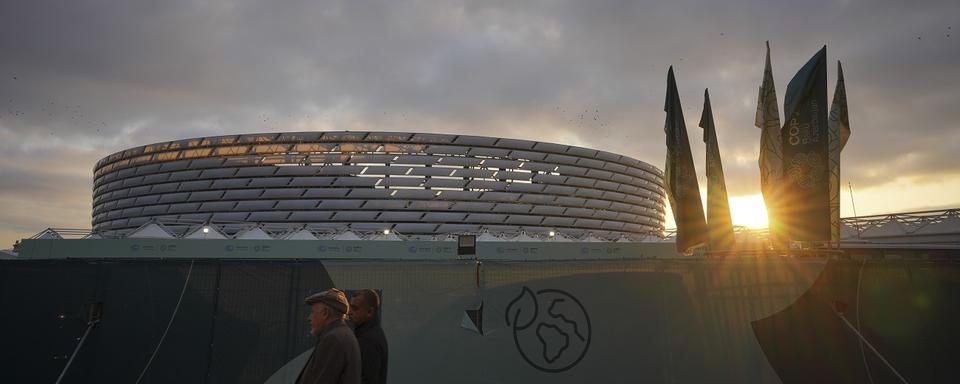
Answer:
top-left (781, 46), bottom-right (830, 241)
top-left (664, 67), bottom-right (708, 253)
top-left (828, 62), bottom-right (850, 244)
top-left (755, 41), bottom-right (786, 248)
top-left (700, 89), bottom-right (736, 250)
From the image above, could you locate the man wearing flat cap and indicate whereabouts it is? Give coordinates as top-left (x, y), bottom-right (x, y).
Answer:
top-left (297, 288), bottom-right (361, 384)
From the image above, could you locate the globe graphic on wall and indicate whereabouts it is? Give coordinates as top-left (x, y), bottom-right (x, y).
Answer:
top-left (505, 286), bottom-right (592, 372)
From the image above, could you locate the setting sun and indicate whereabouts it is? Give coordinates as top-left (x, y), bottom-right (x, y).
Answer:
top-left (728, 194), bottom-right (769, 229)
top-left (664, 193), bottom-right (770, 230)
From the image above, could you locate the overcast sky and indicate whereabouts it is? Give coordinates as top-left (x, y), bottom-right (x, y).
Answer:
top-left (1, 0), bottom-right (958, 246)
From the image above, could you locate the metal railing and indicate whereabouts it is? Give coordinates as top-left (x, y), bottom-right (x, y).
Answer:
top-left (841, 208), bottom-right (960, 240)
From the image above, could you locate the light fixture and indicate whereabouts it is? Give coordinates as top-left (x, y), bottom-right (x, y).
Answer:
top-left (202, 226), bottom-right (210, 234)
top-left (383, 229), bottom-right (391, 235)
top-left (548, 231), bottom-right (556, 237)
top-left (457, 235), bottom-right (477, 256)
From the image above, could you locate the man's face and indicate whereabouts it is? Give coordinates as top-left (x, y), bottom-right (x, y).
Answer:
top-left (308, 303), bottom-right (328, 336)
top-left (349, 295), bottom-right (374, 326)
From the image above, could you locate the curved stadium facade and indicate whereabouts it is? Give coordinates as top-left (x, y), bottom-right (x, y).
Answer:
top-left (92, 132), bottom-right (665, 240)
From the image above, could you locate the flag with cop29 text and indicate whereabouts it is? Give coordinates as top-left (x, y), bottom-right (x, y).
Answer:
top-left (780, 46), bottom-right (830, 241)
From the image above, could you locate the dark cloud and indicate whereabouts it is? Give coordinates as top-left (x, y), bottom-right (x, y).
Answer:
top-left (1, 0), bottom-right (958, 245)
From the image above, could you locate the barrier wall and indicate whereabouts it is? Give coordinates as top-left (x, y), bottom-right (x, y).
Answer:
top-left (2, 256), bottom-right (957, 383)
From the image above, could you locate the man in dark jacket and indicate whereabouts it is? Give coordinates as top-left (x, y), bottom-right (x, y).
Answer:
top-left (349, 289), bottom-right (389, 384)
top-left (297, 288), bottom-right (361, 384)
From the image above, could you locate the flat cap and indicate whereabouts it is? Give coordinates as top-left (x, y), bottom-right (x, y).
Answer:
top-left (304, 288), bottom-right (349, 314)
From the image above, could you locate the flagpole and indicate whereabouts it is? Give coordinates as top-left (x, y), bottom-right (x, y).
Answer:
top-left (849, 181), bottom-right (861, 239)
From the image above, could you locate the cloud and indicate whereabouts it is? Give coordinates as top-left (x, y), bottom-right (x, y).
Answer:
top-left (0, 151), bottom-right (93, 237)
top-left (1, 0), bottom-right (958, 245)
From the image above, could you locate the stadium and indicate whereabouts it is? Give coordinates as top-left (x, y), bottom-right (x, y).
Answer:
top-left (91, 131), bottom-right (666, 240)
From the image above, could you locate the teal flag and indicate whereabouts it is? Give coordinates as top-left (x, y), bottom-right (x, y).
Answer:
top-left (781, 47), bottom-right (830, 241)
top-left (828, 62), bottom-right (850, 244)
top-left (700, 89), bottom-right (735, 250)
top-left (664, 67), bottom-right (707, 253)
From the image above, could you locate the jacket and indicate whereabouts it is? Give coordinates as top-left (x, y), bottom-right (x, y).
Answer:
top-left (354, 317), bottom-right (389, 384)
top-left (297, 319), bottom-right (361, 384)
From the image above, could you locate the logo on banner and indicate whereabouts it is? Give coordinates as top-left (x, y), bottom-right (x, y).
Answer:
top-left (787, 152), bottom-right (825, 189)
top-left (505, 286), bottom-right (591, 372)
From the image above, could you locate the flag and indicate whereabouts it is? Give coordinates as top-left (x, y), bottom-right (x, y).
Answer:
top-left (664, 67), bottom-right (708, 253)
top-left (828, 62), bottom-right (850, 244)
top-left (755, 41), bottom-right (786, 248)
top-left (700, 89), bottom-right (736, 250)
top-left (781, 46), bottom-right (830, 241)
